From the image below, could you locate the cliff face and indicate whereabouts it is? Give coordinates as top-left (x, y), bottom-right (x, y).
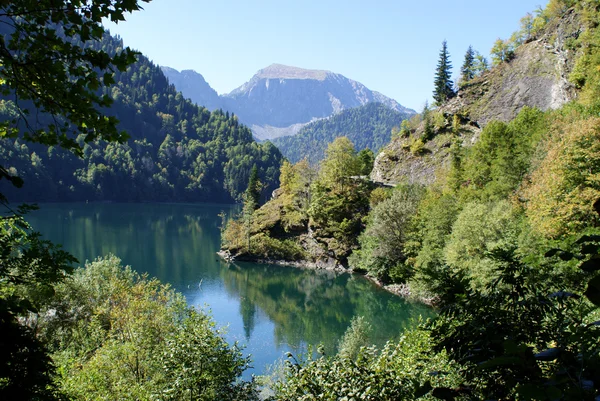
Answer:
top-left (452, 9), bottom-right (579, 126)
top-left (372, 8), bottom-right (581, 186)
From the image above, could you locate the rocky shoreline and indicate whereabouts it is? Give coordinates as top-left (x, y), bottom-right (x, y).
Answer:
top-left (217, 250), bottom-right (436, 306)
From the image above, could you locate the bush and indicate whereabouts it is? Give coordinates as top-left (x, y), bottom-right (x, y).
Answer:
top-left (39, 255), bottom-right (257, 400)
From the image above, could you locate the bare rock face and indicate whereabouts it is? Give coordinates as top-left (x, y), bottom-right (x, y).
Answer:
top-left (372, 8), bottom-right (581, 187)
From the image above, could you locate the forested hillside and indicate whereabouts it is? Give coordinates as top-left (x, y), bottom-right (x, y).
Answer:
top-left (272, 102), bottom-right (411, 165)
top-left (223, 1), bottom-right (600, 399)
top-left (0, 33), bottom-right (283, 203)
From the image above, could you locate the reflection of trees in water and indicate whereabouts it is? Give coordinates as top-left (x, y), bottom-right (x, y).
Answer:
top-left (28, 203), bottom-right (239, 284)
top-left (220, 262), bottom-right (434, 354)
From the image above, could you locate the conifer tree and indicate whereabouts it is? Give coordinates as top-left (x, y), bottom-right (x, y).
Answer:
top-left (433, 40), bottom-right (455, 105)
top-left (244, 165), bottom-right (261, 211)
top-left (460, 45), bottom-right (476, 84)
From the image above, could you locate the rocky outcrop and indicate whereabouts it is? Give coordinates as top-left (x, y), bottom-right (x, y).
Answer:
top-left (372, 8), bottom-right (581, 187)
top-left (450, 10), bottom-right (579, 126)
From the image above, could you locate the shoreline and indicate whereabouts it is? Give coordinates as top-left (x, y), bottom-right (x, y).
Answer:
top-left (217, 250), bottom-right (436, 306)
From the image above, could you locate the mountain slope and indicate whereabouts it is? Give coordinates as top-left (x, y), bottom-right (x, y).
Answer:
top-left (163, 63), bottom-right (415, 140)
top-left (222, 64), bottom-right (413, 140)
top-left (160, 67), bottom-right (222, 111)
top-left (1, 34), bottom-right (283, 203)
top-left (371, 7), bottom-right (580, 187)
top-left (272, 103), bottom-right (411, 165)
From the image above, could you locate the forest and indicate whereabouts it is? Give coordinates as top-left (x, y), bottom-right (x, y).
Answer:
top-left (272, 102), bottom-right (413, 165)
top-left (0, 25), bottom-right (282, 204)
top-left (2, 0), bottom-right (600, 400)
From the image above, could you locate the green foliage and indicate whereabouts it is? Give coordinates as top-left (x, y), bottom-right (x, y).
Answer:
top-left (357, 148), bottom-right (375, 176)
top-left (337, 316), bottom-right (372, 361)
top-left (2, 34), bottom-right (283, 203)
top-left (490, 38), bottom-right (515, 65)
top-left (272, 103), bottom-right (412, 165)
top-left (245, 165), bottom-right (261, 210)
top-left (0, 0), bottom-right (148, 155)
top-left (443, 200), bottom-right (524, 288)
top-left (0, 208), bottom-right (76, 400)
top-left (430, 247), bottom-right (600, 400)
top-left (523, 115), bottom-right (600, 238)
top-left (274, 328), bottom-right (463, 401)
top-left (433, 40), bottom-right (455, 105)
top-left (459, 45), bottom-right (475, 84)
top-left (40, 255), bottom-right (257, 400)
top-left (459, 107), bottom-right (547, 200)
top-left (349, 184), bottom-right (425, 283)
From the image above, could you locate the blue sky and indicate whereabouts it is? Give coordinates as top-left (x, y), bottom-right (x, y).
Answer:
top-left (106, 0), bottom-right (546, 111)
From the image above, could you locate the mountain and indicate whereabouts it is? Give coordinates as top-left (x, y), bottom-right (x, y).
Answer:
top-left (160, 67), bottom-right (222, 111)
top-left (1, 34), bottom-right (283, 203)
top-left (163, 63), bottom-right (415, 140)
top-left (272, 102), bottom-right (411, 165)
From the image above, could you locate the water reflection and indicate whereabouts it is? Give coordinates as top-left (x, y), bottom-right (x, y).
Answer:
top-left (28, 202), bottom-right (433, 374)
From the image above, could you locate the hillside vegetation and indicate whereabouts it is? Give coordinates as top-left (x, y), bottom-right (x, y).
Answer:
top-left (1, 33), bottom-right (283, 203)
top-left (223, 1), bottom-right (600, 399)
top-left (272, 102), bottom-right (412, 165)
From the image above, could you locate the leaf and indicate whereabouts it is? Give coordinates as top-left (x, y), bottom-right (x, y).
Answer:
top-left (535, 348), bottom-right (560, 361)
top-left (585, 275), bottom-right (600, 307)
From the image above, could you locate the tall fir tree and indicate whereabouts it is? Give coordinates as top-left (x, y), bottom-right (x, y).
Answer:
top-left (460, 45), bottom-right (476, 84)
top-left (433, 40), bottom-right (455, 105)
top-left (245, 165), bottom-right (261, 211)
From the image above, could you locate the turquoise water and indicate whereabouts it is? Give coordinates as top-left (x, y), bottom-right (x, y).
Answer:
top-left (28, 202), bottom-right (433, 375)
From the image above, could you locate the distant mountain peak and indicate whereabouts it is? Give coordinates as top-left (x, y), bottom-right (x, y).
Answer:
top-left (160, 66), bottom-right (221, 110)
top-left (255, 64), bottom-right (330, 81)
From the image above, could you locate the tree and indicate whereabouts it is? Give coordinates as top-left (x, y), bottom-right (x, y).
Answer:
top-left (318, 137), bottom-right (361, 190)
top-left (0, 1), bottom-right (149, 161)
top-left (460, 45), bottom-right (475, 84)
top-left (357, 148), bottom-right (375, 176)
top-left (491, 38), bottom-right (515, 65)
top-left (0, 1), bottom-right (149, 397)
top-left (433, 40), bottom-right (455, 105)
top-left (473, 52), bottom-right (490, 76)
top-left (245, 165), bottom-right (261, 211)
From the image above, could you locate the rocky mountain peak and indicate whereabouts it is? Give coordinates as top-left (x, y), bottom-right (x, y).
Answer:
top-left (255, 63), bottom-right (331, 81)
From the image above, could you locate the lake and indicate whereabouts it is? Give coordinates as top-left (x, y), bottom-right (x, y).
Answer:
top-left (28, 202), bottom-right (433, 376)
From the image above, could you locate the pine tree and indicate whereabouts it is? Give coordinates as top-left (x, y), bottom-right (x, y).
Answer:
top-left (244, 165), bottom-right (261, 211)
top-left (460, 45), bottom-right (475, 84)
top-left (433, 40), bottom-right (455, 105)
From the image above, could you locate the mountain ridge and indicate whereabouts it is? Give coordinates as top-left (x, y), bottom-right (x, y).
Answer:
top-left (162, 63), bottom-right (415, 140)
